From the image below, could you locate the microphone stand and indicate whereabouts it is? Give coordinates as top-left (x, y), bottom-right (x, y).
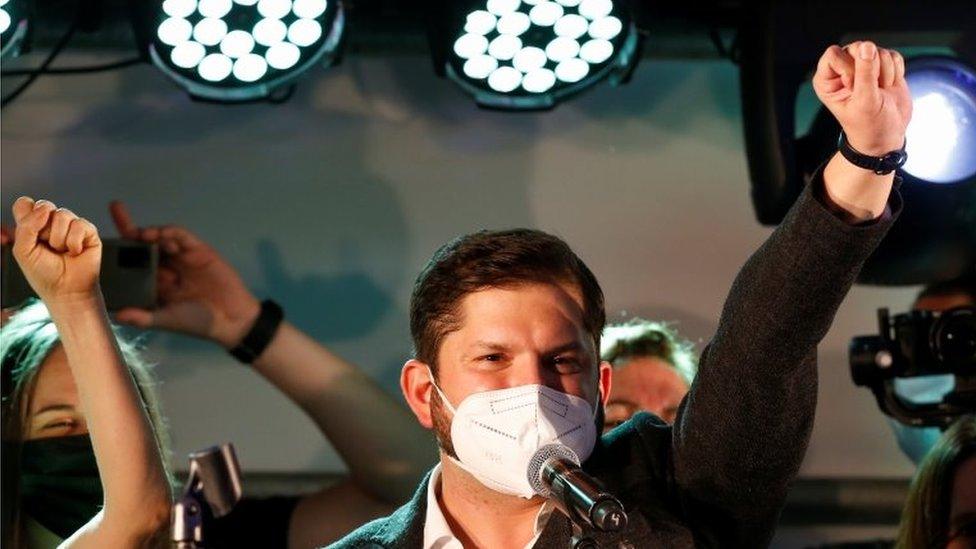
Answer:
top-left (570, 522), bottom-right (598, 549)
top-left (569, 524), bottom-right (637, 549)
top-left (171, 443), bottom-right (243, 549)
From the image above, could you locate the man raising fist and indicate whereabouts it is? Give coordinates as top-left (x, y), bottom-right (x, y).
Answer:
top-left (816, 41), bottom-right (912, 221)
top-left (330, 42), bottom-right (909, 548)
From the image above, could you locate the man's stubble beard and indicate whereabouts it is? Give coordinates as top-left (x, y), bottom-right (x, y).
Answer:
top-left (430, 382), bottom-right (460, 460)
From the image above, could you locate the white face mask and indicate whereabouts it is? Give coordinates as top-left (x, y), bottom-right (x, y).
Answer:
top-left (430, 372), bottom-right (599, 499)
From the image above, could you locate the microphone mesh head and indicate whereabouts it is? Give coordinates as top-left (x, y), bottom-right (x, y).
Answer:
top-left (527, 444), bottom-right (580, 496)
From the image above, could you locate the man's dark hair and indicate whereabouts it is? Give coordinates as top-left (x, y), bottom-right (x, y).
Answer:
top-left (915, 274), bottom-right (976, 306)
top-left (409, 229), bottom-right (605, 371)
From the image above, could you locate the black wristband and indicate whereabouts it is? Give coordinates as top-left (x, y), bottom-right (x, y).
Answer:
top-left (837, 131), bottom-right (907, 175)
top-left (228, 300), bottom-right (284, 364)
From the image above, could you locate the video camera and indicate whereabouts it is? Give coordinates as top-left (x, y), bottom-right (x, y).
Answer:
top-left (850, 306), bottom-right (975, 429)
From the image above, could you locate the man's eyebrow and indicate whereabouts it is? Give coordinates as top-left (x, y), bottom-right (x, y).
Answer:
top-left (469, 341), bottom-right (511, 352)
top-left (544, 341), bottom-right (584, 355)
top-left (462, 341), bottom-right (512, 360)
top-left (464, 340), bottom-right (586, 358)
top-left (32, 404), bottom-right (76, 416)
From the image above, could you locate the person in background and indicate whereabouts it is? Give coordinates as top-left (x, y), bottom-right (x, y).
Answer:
top-left (914, 276), bottom-right (976, 313)
top-left (890, 275), bottom-right (975, 465)
top-left (600, 319), bottom-right (697, 429)
top-left (895, 414), bottom-right (976, 549)
top-left (2, 198), bottom-right (172, 548)
top-left (106, 201), bottom-right (437, 549)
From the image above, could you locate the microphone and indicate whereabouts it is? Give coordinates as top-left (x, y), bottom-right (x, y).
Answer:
top-left (527, 444), bottom-right (628, 533)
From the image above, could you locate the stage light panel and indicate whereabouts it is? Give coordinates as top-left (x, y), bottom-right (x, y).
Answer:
top-left (148, 0), bottom-right (343, 102)
top-left (0, 0), bottom-right (29, 59)
top-left (443, 0), bottom-right (639, 109)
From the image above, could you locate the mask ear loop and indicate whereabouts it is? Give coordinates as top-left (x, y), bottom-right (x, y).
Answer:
top-left (426, 366), bottom-right (457, 416)
top-left (426, 367), bottom-right (478, 479)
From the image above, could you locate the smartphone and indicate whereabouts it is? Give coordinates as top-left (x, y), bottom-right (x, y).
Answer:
top-left (1, 240), bottom-right (158, 311)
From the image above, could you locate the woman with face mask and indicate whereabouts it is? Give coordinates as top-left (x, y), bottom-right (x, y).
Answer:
top-left (3, 195), bottom-right (437, 549)
top-left (1, 198), bottom-right (172, 548)
top-left (0, 300), bottom-right (172, 548)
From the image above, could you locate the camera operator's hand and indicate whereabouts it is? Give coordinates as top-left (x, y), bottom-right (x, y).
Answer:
top-left (813, 41), bottom-right (911, 156)
top-left (109, 200), bottom-right (260, 348)
top-left (11, 197), bottom-right (102, 307)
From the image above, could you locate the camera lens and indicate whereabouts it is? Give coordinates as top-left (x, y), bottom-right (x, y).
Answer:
top-left (850, 335), bottom-right (894, 385)
top-left (932, 307), bottom-right (976, 371)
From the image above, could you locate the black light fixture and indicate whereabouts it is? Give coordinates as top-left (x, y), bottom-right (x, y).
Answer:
top-left (132, 0), bottom-right (345, 103)
top-left (738, 0), bottom-right (976, 285)
top-left (426, 0), bottom-right (640, 110)
top-left (0, 0), bottom-right (30, 59)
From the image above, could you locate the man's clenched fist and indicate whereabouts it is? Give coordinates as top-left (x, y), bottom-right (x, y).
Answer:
top-left (813, 41), bottom-right (912, 157)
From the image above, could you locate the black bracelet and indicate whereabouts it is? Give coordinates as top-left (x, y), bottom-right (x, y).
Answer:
top-left (837, 131), bottom-right (907, 175)
top-left (228, 300), bottom-right (284, 364)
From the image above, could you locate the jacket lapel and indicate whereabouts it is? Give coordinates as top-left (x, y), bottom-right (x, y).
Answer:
top-left (366, 469), bottom-right (431, 548)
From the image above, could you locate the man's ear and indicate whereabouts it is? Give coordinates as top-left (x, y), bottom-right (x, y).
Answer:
top-left (598, 360), bottom-right (613, 407)
top-left (401, 359), bottom-right (436, 429)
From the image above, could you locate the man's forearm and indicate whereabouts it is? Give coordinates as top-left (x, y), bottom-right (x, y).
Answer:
top-left (822, 150), bottom-right (897, 222)
top-left (670, 170), bottom-right (899, 545)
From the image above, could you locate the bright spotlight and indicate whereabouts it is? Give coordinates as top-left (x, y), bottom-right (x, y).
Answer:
top-left (903, 57), bottom-right (976, 184)
top-left (737, 2), bottom-right (976, 286)
top-left (0, 0), bottom-right (29, 59)
top-left (146, 0), bottom-right (344, 102)
top-left (431, 0), bottom-right (640, 110)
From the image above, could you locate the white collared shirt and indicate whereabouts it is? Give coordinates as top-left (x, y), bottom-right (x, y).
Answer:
top-left (423, 463), bottom-right (553, 549)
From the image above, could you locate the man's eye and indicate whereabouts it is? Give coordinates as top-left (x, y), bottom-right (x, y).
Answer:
top-left (553, 356), bottom-right (582, 372)
top-left (43, 419), bottom-right (76, 431)
top-left (482, 354), bottom-right (502, 362)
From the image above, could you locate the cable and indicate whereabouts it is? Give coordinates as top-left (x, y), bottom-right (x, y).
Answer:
top-left (1, 16), bottom-right (81, 107)
top-left (1, 56), bottom-right (145, 77)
